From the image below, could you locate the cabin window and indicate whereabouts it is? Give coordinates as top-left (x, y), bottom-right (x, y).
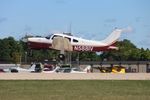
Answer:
top-left (73, 39), bottom-right (78, 42)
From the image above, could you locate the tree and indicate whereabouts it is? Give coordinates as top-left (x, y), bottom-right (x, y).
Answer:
top-left (100, 39), bottom-right (140, 61)
top-left (0, 37), bottom-right (22, 63)
top-left (139, 48), bottom-right (150, 61)
top-left (78, 52), bottom-right (99, 61)
top-left (1, 36), bottom-right (150, 63)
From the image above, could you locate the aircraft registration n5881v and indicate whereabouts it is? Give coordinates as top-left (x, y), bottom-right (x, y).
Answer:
top-left (26, 28), bottom-right (122, 52)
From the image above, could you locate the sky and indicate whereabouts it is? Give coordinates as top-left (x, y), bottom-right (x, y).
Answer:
top-left (0, 0), bottom-right (150, 48)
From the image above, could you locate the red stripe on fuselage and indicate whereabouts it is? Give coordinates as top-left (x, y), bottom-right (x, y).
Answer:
top-left (27, 41), bottom-right (117, 51)
top-left (27, 41), bottom-right (52, 49)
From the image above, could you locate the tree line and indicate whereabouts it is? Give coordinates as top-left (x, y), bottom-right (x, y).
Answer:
top-left (0, 37), bottom-right (150, 63)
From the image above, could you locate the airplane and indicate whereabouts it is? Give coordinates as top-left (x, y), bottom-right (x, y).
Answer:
top-left (26, 28), bottom-right (123, 52)
top-left (9, 63), bottom-right (42, 73)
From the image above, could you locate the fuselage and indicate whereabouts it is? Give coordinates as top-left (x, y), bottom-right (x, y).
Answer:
top-left (27, 32), bottom-right (118, 52)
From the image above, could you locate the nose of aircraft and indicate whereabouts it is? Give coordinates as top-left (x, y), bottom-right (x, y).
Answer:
top-left (28, 37), bottom-right (43, 43)
top-left (22, 37), bottom-right (45, 43)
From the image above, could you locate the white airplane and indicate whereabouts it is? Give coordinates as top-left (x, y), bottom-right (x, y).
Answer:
top-left (26, 28), bottom-right (122, 52)
top-left (83, 65), bottom-right (92, 72)
top-left (9, 64), bottom-right (39, 73)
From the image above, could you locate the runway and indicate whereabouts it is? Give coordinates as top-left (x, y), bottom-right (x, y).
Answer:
top-left (0, 73), bottom-right (150, 80)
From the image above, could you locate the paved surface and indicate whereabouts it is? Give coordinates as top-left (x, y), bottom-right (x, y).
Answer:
top-left (0, 73), bottom-right (150, 80)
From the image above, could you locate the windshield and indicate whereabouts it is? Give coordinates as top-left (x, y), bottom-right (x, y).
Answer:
top-left (45, 34), bottom-right (53, 39)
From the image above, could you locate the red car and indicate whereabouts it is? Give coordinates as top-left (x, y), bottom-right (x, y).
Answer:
top-left (0, 69), bottom-right (5, 73)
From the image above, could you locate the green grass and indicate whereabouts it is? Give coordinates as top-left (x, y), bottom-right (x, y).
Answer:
top-left (0, 80), bottom-right (150, 100)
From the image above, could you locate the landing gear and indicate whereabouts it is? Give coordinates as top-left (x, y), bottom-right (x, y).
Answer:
top-left (57, 51), bottom-right (72, 66)
top-left (58, 54), bottom-right (65, 61)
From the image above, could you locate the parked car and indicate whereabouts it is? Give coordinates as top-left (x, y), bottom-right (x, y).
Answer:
top-left (0, 69), bottom-right (5, 73)
top-left (56, 67), bottom-right (86, 73)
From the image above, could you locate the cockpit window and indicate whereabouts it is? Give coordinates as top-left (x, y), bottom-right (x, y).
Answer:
top-left (45, 34), bottom-right (52, 39)
top-left (73, 39), bottom-right (78, 42)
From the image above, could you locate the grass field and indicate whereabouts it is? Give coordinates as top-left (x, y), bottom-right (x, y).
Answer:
top-left (0, 80), bottom-right (150, 100)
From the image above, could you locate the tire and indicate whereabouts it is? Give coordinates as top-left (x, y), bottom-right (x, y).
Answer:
top-left (58, 54), bottom-right (65, 60)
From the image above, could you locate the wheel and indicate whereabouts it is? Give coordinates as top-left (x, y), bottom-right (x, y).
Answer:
top-left (58, 54), bottom-right (65, 60)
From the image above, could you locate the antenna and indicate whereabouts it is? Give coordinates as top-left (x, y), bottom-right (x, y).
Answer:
top-left (64, 22), bottom-right (73, 36)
